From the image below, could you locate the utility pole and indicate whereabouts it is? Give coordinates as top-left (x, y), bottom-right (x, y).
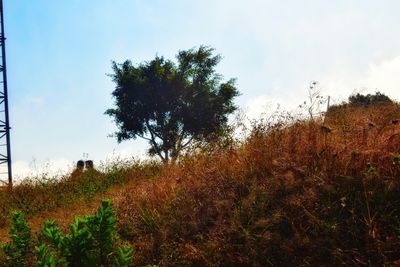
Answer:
top-left (0, 0), bottom-right (12, 187)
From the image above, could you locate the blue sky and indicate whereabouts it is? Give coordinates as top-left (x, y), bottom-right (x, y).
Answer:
top-left (4, 0), bottom-right (400, 178)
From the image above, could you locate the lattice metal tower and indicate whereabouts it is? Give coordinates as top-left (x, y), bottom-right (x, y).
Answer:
top-left (0, 0), bottom-right (12, 187)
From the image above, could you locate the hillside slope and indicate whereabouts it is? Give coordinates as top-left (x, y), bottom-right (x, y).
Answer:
top-left (0, 103), bottom-right (399, 266)
top-left (115, 103), bottom-right (400, 266)
top-left (0, 160), bottom-right (160, 242)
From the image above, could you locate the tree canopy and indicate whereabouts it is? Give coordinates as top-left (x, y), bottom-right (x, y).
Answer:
top-left (105, 46), bottom-right (239, 162)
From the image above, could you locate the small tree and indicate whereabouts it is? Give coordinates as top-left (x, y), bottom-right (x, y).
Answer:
top-left (106, 46), bottom-right (239, 163)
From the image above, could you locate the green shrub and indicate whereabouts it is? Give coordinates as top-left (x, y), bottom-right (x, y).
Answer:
top-left (112, 245), bottom-right (134, 267)
top-left (37, 199), bottom-right (133, 267)
top-left (36, 243), bottom-right (66, 267)
top-left (1, 211), bottom-right (33, 266)
top-left (348, 92), bottom-right (393, 106)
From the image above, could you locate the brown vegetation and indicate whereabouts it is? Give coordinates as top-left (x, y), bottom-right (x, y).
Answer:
top-left (0, 159), bottom-right (160, 238)
top-left (1, 102), bottom-right (400, 266)
top-left (115, 102), bottom-right (400, 266)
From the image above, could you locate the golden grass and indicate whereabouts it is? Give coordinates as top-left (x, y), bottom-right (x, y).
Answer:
top-left (115, 103), bottom-right (400, 266)
top-left (0, 159), bottom-right (161, 238)
top-left (1, 102), bottom-right (399, 266)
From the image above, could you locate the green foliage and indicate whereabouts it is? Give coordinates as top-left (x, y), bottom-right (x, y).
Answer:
top-left (36, 244), bottom-right (66, 267)
top-left (348, 91), bottom-right (393, 106)
top-left (37, 199), bottom-right (133, 267)
top-left (112, 245), bottom-right (133, 267)
top-left (327, 91), bottom-right (395, 114)
top-left (106, 45), bottom-right (239, 162)
top-left (1, 211), bottom-right (32, 266)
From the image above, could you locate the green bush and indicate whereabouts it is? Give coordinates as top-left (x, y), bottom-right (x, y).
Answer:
top-left (36, 243), bottom-right (66, 267)
top-left (329, 91), bottom-right (394, 111)
top-left (112, 245), bottom-right (134, 267)
top-left (1, 211), bottom-right (33, 266)
top-left (37, 199), bottom-right (133, 267)
top-left (348, 92), bottom-right (393, 106)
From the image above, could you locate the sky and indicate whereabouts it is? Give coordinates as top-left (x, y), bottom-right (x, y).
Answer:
top-left (4, 0), bottom-right (400, 179)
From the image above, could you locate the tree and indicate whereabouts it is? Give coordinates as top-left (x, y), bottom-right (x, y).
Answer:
top-left (105, 46), bottom-right (239, 163)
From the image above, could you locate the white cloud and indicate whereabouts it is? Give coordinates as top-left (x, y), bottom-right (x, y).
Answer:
top-left (245, 95), bottom-right (275, 121)
top-left (317, 55), bottom-right (400, 104)
top-left (245, 55), bottom-right (400, 120)
top-left (103, 146), bottom-right (148, 162)
top-left (243, 84), bottom-right (320, 121)
top-left (364, 56), bottom-right (400, 100)
top-left (11, 161), bottom-right (31, 179)
top-left (12, 158), bottom-right (73, 181)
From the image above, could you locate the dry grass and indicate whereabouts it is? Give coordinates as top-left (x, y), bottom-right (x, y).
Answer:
top-left (0, 103), bottom-right (399, 266)
top-left (115, 103), bottom-right (400, 266)
top-left (0, 159), bottom-right (161, 234)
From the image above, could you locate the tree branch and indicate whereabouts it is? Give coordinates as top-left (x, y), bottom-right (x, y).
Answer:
top-left (136, 134), bottom-right (153, 142)
top-left (181, 136), bottom-right (194, 149)
top-left (145, 121), bottom-right (166, 162)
